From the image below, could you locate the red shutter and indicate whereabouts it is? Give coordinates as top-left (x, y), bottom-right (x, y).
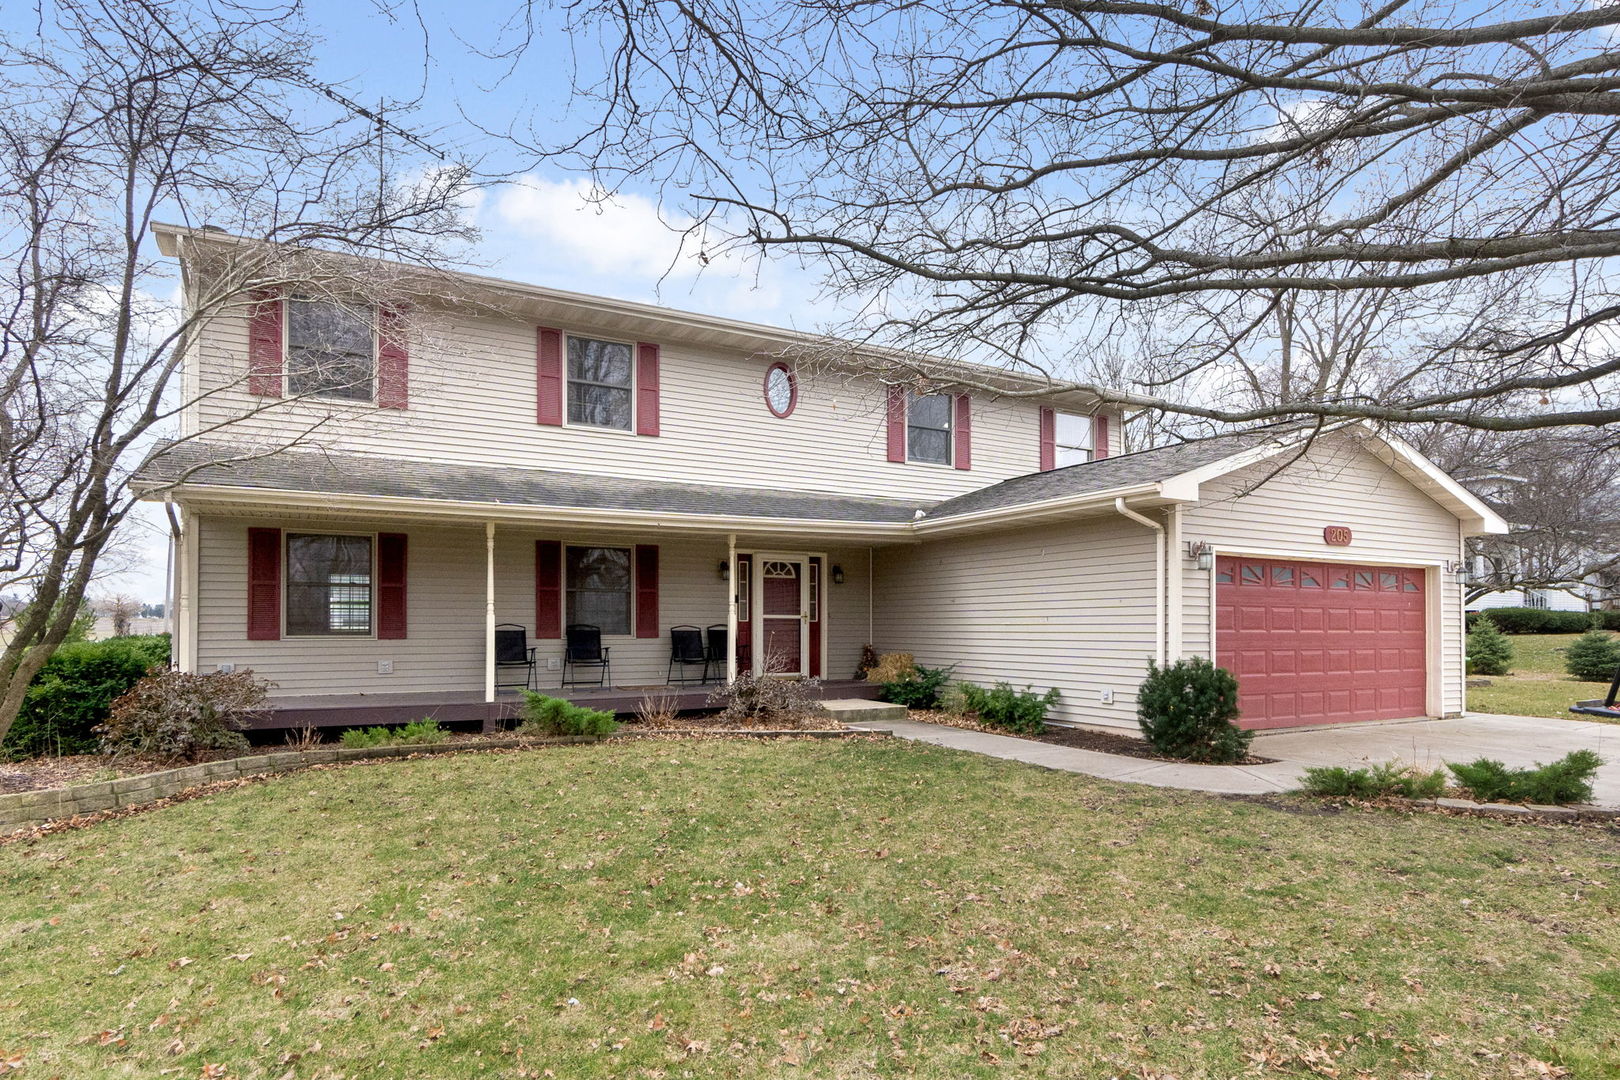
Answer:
top-left (1039, 407), bottom-right (1056, 471)
top-left (536, 540), bottom-right (562, 638)
top-left (635, 342), bottom-right (661, 436)
top-left (635, 544), bottom-right (659, 639)
top-left (809, 556), bottom-right (824, 678)
top-left (247, 290), bottom-right (283, 397)
top-left (536, 327), bottom-right (564, 426)
top-left (376, 532), bottom-right (407, 639)
top-left (246, 527), bottom-right (281, 640)
top-left (953, 394), bottom-right (972, 470)
top-left (886, 385), bottom-right (907, 462)
top-left (735, 554), bottom-right (753, 673)
top-left (1094, 413), bottom-right (1111, 460)
top-left (376, 307), bottom-right (408, 409)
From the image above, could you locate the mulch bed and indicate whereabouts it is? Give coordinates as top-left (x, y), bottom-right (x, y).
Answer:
top-left (908, 710), bottom-right (1278, 765)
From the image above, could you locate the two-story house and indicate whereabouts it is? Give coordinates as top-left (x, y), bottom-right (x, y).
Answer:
top-left (134, 224), bottom-right (1507, 732)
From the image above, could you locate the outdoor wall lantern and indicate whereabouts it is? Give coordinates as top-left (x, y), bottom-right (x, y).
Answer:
top-left (718, 560), bottom-right (730, 582)
top-left (832, 565), bottom-right (845, 585)
top-left (1186, 540), bottom-right (1215, 571)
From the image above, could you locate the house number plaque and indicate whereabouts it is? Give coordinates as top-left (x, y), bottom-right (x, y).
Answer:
top-left (1322, 525), bottom-right (1353, 546)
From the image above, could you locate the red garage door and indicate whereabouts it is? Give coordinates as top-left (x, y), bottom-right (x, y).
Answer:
top-left (1215, 556), bottom-right (1427, 729)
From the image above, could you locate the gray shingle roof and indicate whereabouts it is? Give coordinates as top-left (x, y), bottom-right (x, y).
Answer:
top-left (133, 442), bottom-right (930, 524)
top-left (922, 428), bottom-right (1290, 520)
top-left (134, 428), bottom-right (1290, 528)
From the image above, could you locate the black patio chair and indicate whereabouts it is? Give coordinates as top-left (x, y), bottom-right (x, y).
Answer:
top-left (562, 623), bottom-right (612, 688)
top-left (704, 624), bottom-right (728, 684)
top-left (667, 625), bottom-right (707, 685)
top-left (494, 623), bottom-right (537, 691)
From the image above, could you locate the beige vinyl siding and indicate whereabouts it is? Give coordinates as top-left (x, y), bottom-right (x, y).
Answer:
top-left (872, 516), bottom-right (1158, 729)
top-left (194, 514), bottom-right (875, 696)
top-left (1178, 437), bottom-right (1467, 716)
top-left (185, 301), bottom-right (1123, 502)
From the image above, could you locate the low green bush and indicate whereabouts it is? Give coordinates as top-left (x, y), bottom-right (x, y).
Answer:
top-left (1300, 761), bottom-right (1447, 800)
top-left (1448, 750), bottom-right (1603, 805)
top-left (1564, 629), bottom-right (1620, 681)
top-left (1136, 657), bottom-right (1252, 763)
top-left (1466, 618), bottom-right (1514, 676)
top-left (955, 681), bottom-right (1060, 734)
top-left (1471, 607), bottom-right (1596, 634)
top-left (337, 720), bottom-right (447, 749)
top-left (4, 634), bottom-right (171, 759)
top-left (520, 693), bottom-right (620, 737)
top-left (879, 664), bottom-right (955, 709)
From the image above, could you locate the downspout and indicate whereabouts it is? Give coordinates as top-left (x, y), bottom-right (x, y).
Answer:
top-left (1114, 498), bottom-right (1166, 665)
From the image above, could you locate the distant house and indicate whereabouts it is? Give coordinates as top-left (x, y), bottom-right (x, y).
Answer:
top-left (132, 224), bottom-right (1507, 732)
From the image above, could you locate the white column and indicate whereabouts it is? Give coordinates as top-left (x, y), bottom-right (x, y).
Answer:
top-left (484, 522), bottom-right (496, 702)
top-left (725, 532), bottom-right (738, 684)
top-left (1166, 505), bottom-right (1183, 662)
top-left (180, 506), bottom-right (200, 673)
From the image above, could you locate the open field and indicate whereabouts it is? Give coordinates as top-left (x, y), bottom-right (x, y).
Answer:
top-left (1468, 633), bottom-right (1617, 720)
top-left (2, 738), bottom-right (1618, 1078)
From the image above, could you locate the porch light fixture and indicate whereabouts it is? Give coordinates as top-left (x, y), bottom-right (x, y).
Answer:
top-left (1186, 540), bottom-right (1215, 571)
top-left (718, 560), bottom-right (730, 582)
top-left (832, 565), bottom-right (845, 585)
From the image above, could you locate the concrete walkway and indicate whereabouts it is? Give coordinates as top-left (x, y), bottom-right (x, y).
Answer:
top-left (846, 713), bottom-right (1620, 807)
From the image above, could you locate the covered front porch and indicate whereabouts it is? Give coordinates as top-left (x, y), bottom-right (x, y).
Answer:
top-left (170, 499), bottom-right (896, 718)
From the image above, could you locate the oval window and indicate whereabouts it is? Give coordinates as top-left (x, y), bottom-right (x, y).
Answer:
top-left (763, 362), bottom-right (797, 418)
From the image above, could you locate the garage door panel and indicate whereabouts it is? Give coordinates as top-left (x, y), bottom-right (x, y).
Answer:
top-left (1217, 556), bottom-right (1426, 729)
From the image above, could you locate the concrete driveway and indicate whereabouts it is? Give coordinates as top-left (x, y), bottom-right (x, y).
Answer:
top-left (852, 713), bottom-right (1620, 807)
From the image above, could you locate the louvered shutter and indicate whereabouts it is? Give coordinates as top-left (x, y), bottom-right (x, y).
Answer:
top-left (635, 342), bottom-right (660, 436)
top-left (536, 540), bottom-right (562, 638)
top-left (953, 394), bottom-right (972, 470)
top-left (376, 532), bottom-right (408, 639)
top-left (1039, 407), bottom-right (1056, 471)
top-left (246, 527), bottom-right (281, 640)
top-left (247, 291), bottom-right (283, 397)
top-left (536, 327), bottom-right (564, 425)
top-left (635, 545), bottom-right (659, 639)
top-left (886, 385), bottom-right (906, 462)
top-left (376, 307), bottom-right (409, 409)
top-left (1094, 413), bottom-right (1111, 460)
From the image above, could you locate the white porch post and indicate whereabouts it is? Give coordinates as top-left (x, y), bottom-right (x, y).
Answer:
top-left (1166, 505), bottom-right (1183, 662)
top-left (484, 522), bottom-right (496, 702)
top-left (725, 532), bottom-right (738, 684)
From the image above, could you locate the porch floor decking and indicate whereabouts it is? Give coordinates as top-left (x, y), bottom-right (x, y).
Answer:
top-left (259, 680), bottom-right (882, 731)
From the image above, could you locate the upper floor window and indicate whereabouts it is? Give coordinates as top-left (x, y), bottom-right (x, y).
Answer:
top-left (1053, 411), bottom-right (1094, 466)
top-left (567, 336), bottom-right (634, 430)
top-left (764, 362), bottom-right (797, 418)
top-left (285, 533), bottom-right (372, 636)
top-left (907, 391), bottom-right (952, 464)
top-left (287, 300), bottom-right (374, 402)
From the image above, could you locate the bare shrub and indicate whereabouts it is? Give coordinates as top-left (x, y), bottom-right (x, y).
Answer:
top-left (865, 653), bottom-right (915, 684)
top-left (707, 672), bottom-right (830, 727)
top-left (96, 669), bottom-right (270, 762)
top-left (634, 689), bottom-right (683, 728)
top-left (284, 720), bottom-right (321, 750)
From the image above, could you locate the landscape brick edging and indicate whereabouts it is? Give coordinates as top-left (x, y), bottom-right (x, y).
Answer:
top-left (0, 728), bottom-right (889, 832)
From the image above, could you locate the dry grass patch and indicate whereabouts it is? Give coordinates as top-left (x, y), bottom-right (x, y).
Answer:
top-left (1, 739), bottom-right (1617, 1078)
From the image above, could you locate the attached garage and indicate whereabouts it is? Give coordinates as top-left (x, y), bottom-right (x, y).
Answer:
top-left (1214, 556), bottom-right (1427, 729)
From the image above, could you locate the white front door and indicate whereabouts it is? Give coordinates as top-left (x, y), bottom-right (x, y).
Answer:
top-left (753, 554), bottom-right (808, 676)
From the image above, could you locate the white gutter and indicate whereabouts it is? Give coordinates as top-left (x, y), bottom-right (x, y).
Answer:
top-left (1115, 497), bottom-right (1166, 665)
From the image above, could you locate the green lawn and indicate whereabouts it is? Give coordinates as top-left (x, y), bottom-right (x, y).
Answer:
top-left (3, 741), bottom-right (1619, 1078)
top-left (1468, 633), bottom-right (1617, 719)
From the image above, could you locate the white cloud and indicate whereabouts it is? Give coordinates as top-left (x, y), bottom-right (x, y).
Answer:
top-left (489, 174), bottom-right (732, 282)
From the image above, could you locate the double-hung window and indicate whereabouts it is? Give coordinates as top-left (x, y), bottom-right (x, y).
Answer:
top-left (906, 391), bottom-right (952, 464)
top-left (565, 546), bottom-right (632, 635)
top-left (1053, 411), bottom-right (1094, 466)
top-left (567, 336), bottom-right (634, 430)
top-left (286, 299), bottom-right (375, 402)
top-left (285, 533), bottom-right (373, 636)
